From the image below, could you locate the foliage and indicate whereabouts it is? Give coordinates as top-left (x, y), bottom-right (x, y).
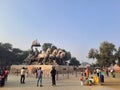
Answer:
top-left (42, 43), bottom-right (52, 52)
top-left (69, 57), bottom-right (80, 66)
top-left (63, 51), bottom-right (71, 61)
top-left (88, 48), bottom-right (98, 59)
top-left (0, 42), bottom-right (79, 66)
top-left (116, 46), bottom-right (120, 65)
top-left (51, 45), bottom-right (57, 52)
top-left (0, 42), bottom-right (29, 66)
top-left (88, 41), bottom-right (118, 67)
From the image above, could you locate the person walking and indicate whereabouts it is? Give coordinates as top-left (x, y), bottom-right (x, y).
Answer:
top-left (110, 68), bottom-right (115, 78)
top-left (50, 66), bottom-right (56, 86)
top-left (105, 68), bottom-right (109, 77)
top-left (36, 67), bottom-right (43, 87)
top-left (20, 67), bottom-right (26, 84)
top-left (4, 68), bottom-right (9, 82)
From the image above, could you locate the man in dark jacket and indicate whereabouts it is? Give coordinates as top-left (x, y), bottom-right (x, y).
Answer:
top-left (0, 68), bottom-right (5, 87)
top-left (50, 66), bottom-right (56, 86)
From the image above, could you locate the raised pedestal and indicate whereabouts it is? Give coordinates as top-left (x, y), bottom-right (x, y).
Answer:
top-left (10, 65), bottom-right (74, 76)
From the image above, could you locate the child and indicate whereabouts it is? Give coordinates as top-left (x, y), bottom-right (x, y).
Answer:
top-left (84, 77), bottom-right (89, 86)
top-left (89, 77), bottom-right (94, 85)
top-left (80, 74), bottom-right (84, 86)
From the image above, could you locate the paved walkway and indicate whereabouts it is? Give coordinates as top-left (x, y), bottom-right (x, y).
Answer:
top-left (0, 74), bottom-right (119, 90)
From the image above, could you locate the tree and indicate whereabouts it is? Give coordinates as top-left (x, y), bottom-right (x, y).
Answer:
top-left (12, 48), bottom-right (22, 55)
top-left (51, 45), bottom-right (57, 52)
top-left (0, 42), bottom-right (29, 66)
top-left (0, 41), bottom-right (75, 66)
top-left (116, 46), bottom-right (120, 66)
top-left (88, 41), bottom-right (117, 67)
top-left (63, 51), bottom-right (71, 61)
top-left (42, 43), bottom-right (52, 52)
top-left (98, 41), bottom-right (116, 66)
top-left (88, 48), bottom-right (97, 59)
top-left (0, 42), bottom-right (13, 66)
top-left (16, 51), bottom-right (29, 64)
top-left (2, 43), bottom-right (12, 51)
top-left (69, 57), bottom-right (80, 66)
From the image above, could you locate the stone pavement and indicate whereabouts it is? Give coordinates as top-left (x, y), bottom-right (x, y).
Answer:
top-left (0, 74), bottom-right (119, 90)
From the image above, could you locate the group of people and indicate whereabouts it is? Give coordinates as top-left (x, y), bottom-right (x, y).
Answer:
top-left (80, 67), bottom-right (105, 86)
top-left (0, 66), bottom-right (117, 87)
top-left (0, 67), bottom-right (9, 87)
top-left (20, 66), bottom-right (57, 87)
top-left (105, 68), bottom-right (116, 78)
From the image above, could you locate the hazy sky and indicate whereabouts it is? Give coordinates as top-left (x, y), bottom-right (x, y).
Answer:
top-left (0, 0), bottom-right (120, 63)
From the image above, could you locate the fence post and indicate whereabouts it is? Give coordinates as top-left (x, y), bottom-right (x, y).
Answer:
top-left (67, 66), bottom-right (69, 79)
top-left (76, 69), bottom-right (77, 77)
top-left (16, 69), bottom-right (19, 76)
top-left (56, 71), bottom-right (58, 80)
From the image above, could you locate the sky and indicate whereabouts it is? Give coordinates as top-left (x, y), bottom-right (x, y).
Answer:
top-left (0, 0), bottom-right (120, 64)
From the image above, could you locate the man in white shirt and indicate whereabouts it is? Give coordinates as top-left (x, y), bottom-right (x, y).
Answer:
top-left (96, 68), bottom-right (100, 77)
top-left (20, 67), bottom-right (26, 84)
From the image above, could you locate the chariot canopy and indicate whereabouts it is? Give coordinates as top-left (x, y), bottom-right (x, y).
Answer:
top-left (31, 39), bottom-right (41, 47)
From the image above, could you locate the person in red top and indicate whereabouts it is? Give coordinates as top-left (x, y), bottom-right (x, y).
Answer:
top-left (4, 68), bottom-right (9, 82)
top-left (80, 74), bottom-right (84, 86)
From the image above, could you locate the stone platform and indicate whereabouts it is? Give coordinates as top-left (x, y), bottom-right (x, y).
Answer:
top-left (10, 65), bottom-right (74, 76)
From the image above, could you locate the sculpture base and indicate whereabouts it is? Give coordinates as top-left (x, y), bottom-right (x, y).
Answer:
top-left (10, 65), bottom-right (74, 76)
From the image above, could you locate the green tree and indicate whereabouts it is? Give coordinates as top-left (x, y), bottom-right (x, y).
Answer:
top-left (51, 45), bottom-right (57, 52)
top-left (0, 42), bottom-right (13, 66)
top-left (12, 48), bottom-right (28, 64)
top-left (88, 48), bottom-right (97, 59)
top-left (98, 41), bottom-right (116, 66)
top-left (16, 51), bottom-right (29, 64)
top-left (2, 43), bottom-right (12, 51)
top-left (42, 43), bottom-right (52, 52)
top-left (0, 42), bottom-right (29, 66)
top-left (69, 57), bottom-right (80, 66)
top-left (88, 41), bottom-right (116, 67)
top-left (116, 46), bottom-right (120, 66)
top-left (63, 51), bottom-right (71, 61)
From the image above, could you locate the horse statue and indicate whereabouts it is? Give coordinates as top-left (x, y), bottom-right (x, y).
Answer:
top-left (24, 40), bottom-right (66, 65)
top-left (37, 48), bottom-right (51, 65)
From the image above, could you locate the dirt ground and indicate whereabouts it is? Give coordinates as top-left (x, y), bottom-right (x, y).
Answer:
top-left (81, 72), bottom-right (120, 90)
top-left (103, 73), bottom-right (120, 90)
top-left (0, 72), bottom-right (120, 90)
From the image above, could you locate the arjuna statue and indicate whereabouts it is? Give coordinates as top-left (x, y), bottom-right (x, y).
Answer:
top-left (24, 40), bottom-right (66, 65)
